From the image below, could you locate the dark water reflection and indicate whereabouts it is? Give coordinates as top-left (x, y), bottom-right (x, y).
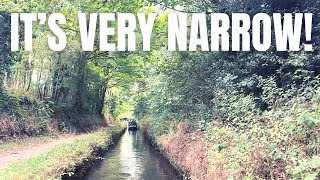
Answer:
top-left (86, 130), bottom-right (181, 180)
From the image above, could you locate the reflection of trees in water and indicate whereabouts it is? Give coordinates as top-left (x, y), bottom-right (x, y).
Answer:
top-left (128, 130), bottom-right (140, 150)
top-left (86, 130), bottom-right (180, 180)
top-left (85, 136), bottom-right (122, 179)
top-left (119, 131), bottom-right (142, 178)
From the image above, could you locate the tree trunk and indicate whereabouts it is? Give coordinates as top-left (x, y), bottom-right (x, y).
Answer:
top-left (37, 57), bottom-right (44, 100)
top-left (97, 84), bottom-right (107, 114)
top-left (74, 53), bottom-right (88, 111)
top-left (52, 59), bottom-right (60, 102)
top-left (26, 53), bottom-right (34, 92)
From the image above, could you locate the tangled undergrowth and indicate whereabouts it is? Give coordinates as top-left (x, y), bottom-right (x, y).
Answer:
top-left (154, 122), bottom-right (210, 180)
top-left (207, 105), bottom-right (320, 179)
top-left (0, 94), bottom-right (52, 138)
top-left (143, 94), bottom-right (320, 179)
top-left (0, 93), bottom-right (108, 140)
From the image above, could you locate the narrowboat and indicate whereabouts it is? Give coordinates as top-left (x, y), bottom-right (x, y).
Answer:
top-left (128, 120), bottom-right (138, 131)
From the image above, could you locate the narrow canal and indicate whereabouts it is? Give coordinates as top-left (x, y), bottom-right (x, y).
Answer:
top-left (85, 130), bottom-right (181, 180)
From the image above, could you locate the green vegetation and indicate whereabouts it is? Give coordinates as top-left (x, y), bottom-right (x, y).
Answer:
top-left (132, 0), bottom-right (320, 179)
top-left (1, 0), bottom-right (320, 179)
top-left (0, 0), bottom-right (143, 137)
top-left (0, 127), bottom-right (124, 179)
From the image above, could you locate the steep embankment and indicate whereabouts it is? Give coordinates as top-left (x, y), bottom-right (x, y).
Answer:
top-left (144, 108), bottom-right (320, 180)
top-left (144, 122), bottom-right (211, 180)
top-left (0, 95), bottom-right (109, 141)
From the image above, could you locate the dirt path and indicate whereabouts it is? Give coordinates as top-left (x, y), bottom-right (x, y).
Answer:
top-left (0, 134), bottom-right (88, 169)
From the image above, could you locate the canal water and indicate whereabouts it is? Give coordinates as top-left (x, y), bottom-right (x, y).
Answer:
top-left (85, 130), bottom-right (181, 180)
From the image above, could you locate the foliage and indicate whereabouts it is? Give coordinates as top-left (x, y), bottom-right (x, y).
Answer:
top-left (1, 0), bottom-right (320, 178)
top-left (205, 93), bottom-right (320, 179)
top-left (0, 0), bottom-right (146, 137)
top-left (133, 0), bottom-right (320, 127)
top-left (0, 92), bottom-right (53, 136)
top-left (131, 1), bottom-right (320, 179)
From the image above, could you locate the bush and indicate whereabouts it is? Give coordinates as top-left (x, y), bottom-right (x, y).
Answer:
top-left (0, 93), bottom-right (53, 137)
top-left (205, 92), bottom-right (320, 179)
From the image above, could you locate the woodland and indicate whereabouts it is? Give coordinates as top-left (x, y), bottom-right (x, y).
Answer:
top-left (1, 0), bottom-right (320, 179)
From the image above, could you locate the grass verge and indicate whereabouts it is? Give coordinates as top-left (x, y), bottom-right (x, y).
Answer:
top-left (0, 126), bottom-right (125, 180)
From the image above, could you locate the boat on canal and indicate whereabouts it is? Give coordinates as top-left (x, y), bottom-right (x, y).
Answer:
top-left (128, 120), bottom-right (138, 131)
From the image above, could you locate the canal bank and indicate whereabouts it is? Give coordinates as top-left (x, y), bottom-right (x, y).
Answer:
top-left (62, 126), bottom-right (126, 179)
top-left (142, 129), bottom-right (187, 179)
top-left (142, 122), bottom-right (210, 180)
top-left (0, 127), bottom-right (125, 180)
